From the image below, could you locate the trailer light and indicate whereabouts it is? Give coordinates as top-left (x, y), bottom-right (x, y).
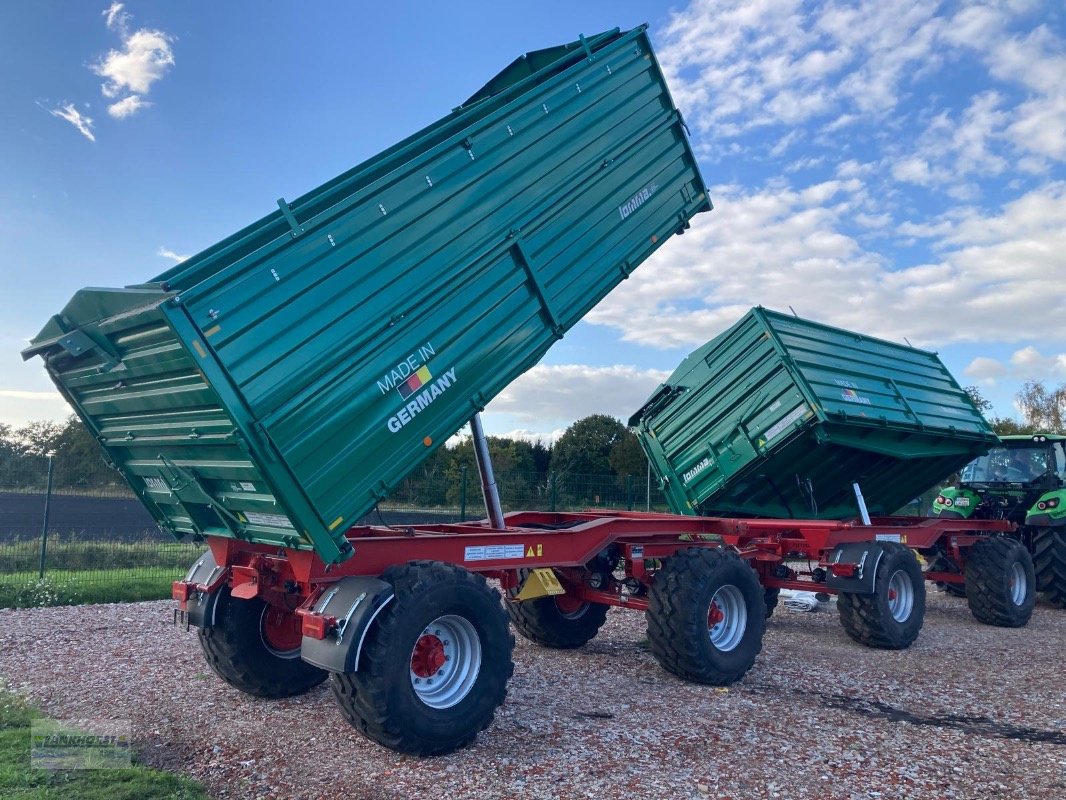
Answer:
top-left (1032, 435), bottom-right (1047, 443)
top-left (171, 581), bottom-right (192, 603)
top-left (301, 614), bottom-right (334, 640)
top-left (830, 563), bottom-right (857, 578)
top-left (1038, 498), bottom-right (1059, 510)
top-left (940, 497), bottom-right (953, 507)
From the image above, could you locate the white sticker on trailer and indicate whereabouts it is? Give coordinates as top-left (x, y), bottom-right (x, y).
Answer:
top-left (875, 533), bottom-right (902, 542)
top-left (464, 544), bottom-right (525, 562)
top-left (244, 512), bottom-right (295, 529)
top-left (764, 405), bottom-right (809, 442)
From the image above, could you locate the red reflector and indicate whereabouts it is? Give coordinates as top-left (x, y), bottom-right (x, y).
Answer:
top-left (171, 581), bottom-right (192, 603)
top-left (1038, 502), bottom-right (1047, 510)
top-left (831, 563), bottom-right (857, 578)
top-left (301, 615), bottom-right (333, 640)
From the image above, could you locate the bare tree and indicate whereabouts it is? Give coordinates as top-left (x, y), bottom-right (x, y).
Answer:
top-left (1016, 380), bottom-right (1066, 433)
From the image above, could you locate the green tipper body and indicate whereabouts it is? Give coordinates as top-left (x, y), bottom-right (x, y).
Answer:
top-left (23, 27), bottom-right (710, 564)
top-left (630, 308), bottom-right (997, 519)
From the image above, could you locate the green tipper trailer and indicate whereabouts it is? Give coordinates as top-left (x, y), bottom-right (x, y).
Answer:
top-left (630, 307), bottom-right (999, 519)
top-left (24, 27), bottom-right (709, 566)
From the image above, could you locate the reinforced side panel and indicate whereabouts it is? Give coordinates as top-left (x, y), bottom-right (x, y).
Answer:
top-left (24, 27), bottom-right (710, 563)
top-left (631, 308), bottom-right (998, 520)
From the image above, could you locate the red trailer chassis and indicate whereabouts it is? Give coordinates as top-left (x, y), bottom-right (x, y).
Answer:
top-left (172, 509), bottom-right (1032, 756)
top-left (174, 510), bottom-right (1016, 632)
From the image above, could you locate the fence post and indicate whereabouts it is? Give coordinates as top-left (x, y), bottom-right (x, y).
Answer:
top-left (38, 453), bottom-right (55, 580)
top-left (459, 465), bottom-right (468, 522)
top-left (549, 471), bottom-right (557, 512)
top-left (626, 474), bottom-right (634, 511)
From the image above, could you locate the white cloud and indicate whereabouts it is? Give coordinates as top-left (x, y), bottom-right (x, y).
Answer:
top-left (107, 94), bottom-right (150, 119)
top-left (965, 347), bottom-right (1066, 385)
top-left (91, 7), bottom-right (174, 120)
top-left (103, 2), bottom-right (129, 33)
top-left (0, 389), bottom-right (72, 427)
top-left (586, 179), bottom-right (1066, 350)
top-left (157, 246), bottom-right (190, 263)
top-left (94, 28), bottom-right (174, 99)
top-left (964, 357), bottom-right (1008, 381)
top-left (485, 364), bottom-right (670, 429)
top-left (49, 104), bottom-right (95, 142)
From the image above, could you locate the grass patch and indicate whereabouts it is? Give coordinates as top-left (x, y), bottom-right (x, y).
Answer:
top-left (0, 687), bottom-right (207, 799)
top-left (0, 568), bottom-right (185, 609)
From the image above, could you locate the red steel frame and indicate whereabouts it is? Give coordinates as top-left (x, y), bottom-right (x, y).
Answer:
top-left (173, 511), bottom-right (1013, 639)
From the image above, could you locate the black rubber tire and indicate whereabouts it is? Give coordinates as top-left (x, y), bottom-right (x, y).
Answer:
top-left (197, 588), bottom-right (327, 698)
top-left (506, 592), bottom-right (609, 649)
top-left (763, 588), bottom-right (780, 620)
top-left (966, 537), bottom-right (1036, 627)
top-left (1031, 528), bottom-right (1066, 607)
top-left (936, 581), bottom-right (966, 598)
top-left (645, 548), bottom-right (765, 685)
top-left (837, 543), bottom-right (925, 650)
top-left (330, 561), bottom-right (514, 756)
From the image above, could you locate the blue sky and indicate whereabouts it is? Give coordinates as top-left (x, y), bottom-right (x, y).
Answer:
top-left (2, 1), bottom-right (1064, 440)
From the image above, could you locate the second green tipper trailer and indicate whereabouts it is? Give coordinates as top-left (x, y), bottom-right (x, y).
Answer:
top-left (630, 307), bottom-right (999, 519)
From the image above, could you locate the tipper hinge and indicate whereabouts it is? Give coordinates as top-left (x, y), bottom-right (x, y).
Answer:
top-left (277, 197), bottom-right (304, 238)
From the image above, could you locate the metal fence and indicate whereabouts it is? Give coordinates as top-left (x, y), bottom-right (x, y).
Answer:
top-left (0, 449), bottom-right (668, 608)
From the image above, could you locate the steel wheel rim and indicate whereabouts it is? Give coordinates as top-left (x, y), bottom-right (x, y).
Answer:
top-left (887, 570), bottom-right (914, 622)
top-left (409, 615), bottom-right (482, 709)
top-left (1009, 562), bottom-right (1027, 606)
top-left (259, 605), bottom-right (302, 659)
top-left (707, 585), bottom-right (747, 652)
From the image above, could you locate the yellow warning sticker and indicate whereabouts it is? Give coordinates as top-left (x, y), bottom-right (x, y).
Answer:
top-left (525, 544), bottom-right (543, 558)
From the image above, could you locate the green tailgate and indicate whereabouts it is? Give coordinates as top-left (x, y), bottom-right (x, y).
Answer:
top-left (630, 307), bottom-right (996, 519)
top-left (24, 27), bottom-right (710, 563)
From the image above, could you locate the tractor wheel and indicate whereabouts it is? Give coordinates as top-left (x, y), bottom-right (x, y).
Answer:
top-left (506, 590), bottom-right (609, 649)
top-left (330, 561), bottom-right (514, 756)
top-left (198, 588), bottom-right (327, 698)
top-left (763, 588), bottom-right (780, 620)
top-left (837, 543), bottom-right (925, 649)
top-left (645, 548), bottom-right (765, 685)
top-left (1032, 528), bottom-right (1066, 607)
top-left (965, 538), bottom-right (1036, 627)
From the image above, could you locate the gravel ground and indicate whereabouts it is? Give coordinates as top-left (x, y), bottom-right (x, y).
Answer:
top-left (1, 593), bottom-right (1063, 800)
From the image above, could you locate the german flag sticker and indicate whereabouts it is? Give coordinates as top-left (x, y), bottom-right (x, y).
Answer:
top-left (398, 365), bottom-right (432, 400)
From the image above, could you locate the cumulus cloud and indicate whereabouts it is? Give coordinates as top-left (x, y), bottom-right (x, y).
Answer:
top-left (49, 104), bottom-right (95, 142)
top-left (485, 364), bottom-right (670, 429)
top-left (965, 347), bottom-right (1066, 384)
top-left (157, 246), bottom-right (190, 263)
top-left (587, 179), bottom-right (1066, 349)
top-left (107, 94), bottom-right (150, 118)
top-left (91, 5), bottom-right (174, 119)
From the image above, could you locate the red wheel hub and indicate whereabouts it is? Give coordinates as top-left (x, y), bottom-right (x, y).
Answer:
top-left (555, 594), bottom-right (586, 616)
top-left (261, 605), bottom-right (302, 653)
top-left (888, 588), bottom-right (898, 602)
top-left (708, 602), bottom-right (725, 627)
top-left (411, 634), bottom-right (447, 678)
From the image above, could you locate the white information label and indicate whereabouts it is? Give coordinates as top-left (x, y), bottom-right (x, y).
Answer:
top-left (764, 405), bottom-right (809, 442)
top-left (875, 533), bottom-right (902, 543)
top-left (464, 544), bottom-right (525, 562)
top-left (244, 512), bottom-right (295, 529)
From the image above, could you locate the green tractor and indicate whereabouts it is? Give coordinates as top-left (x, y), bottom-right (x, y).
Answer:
top-left (933, 434), bottom-right (1066, 606)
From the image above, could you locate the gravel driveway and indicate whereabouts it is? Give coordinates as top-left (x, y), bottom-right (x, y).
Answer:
top-left (2, 593), bottom-right (1063, 800)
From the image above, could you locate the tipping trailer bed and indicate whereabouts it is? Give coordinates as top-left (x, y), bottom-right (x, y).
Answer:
top-left (24, 26), bottom-right (709, 566)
